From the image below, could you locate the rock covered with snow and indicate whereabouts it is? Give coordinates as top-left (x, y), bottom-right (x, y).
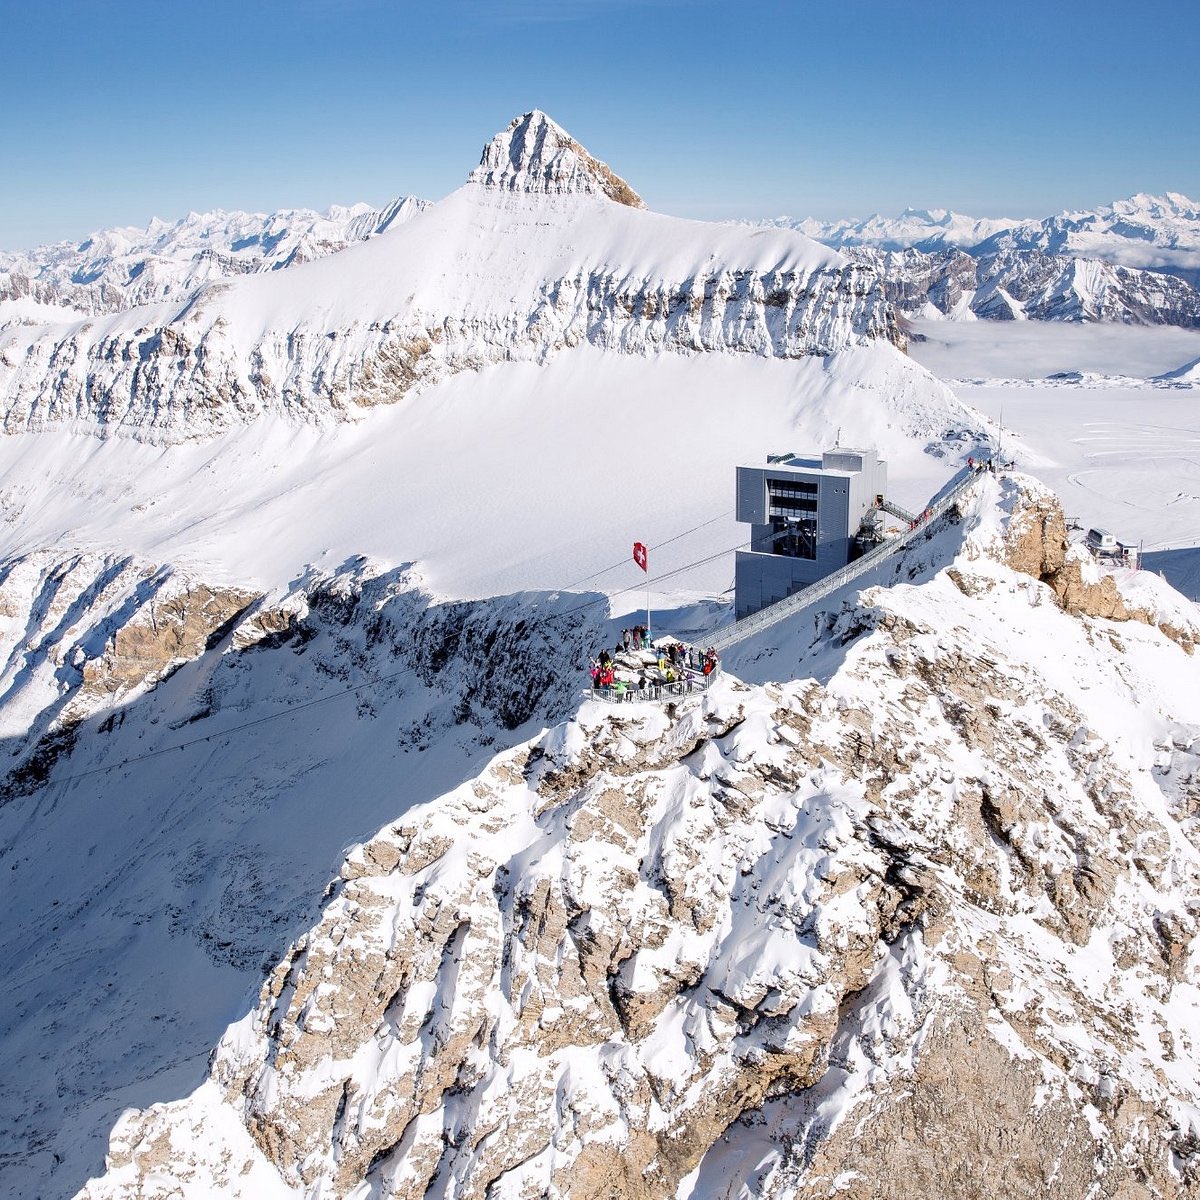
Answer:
top-left (75, 477), bottom-right (1200, 1200)
top-left (762, 193), bottom-right (1200, 329)
top-left (467, 109), bottom-right (644, 208)
top-left (773, 192), bottom-right (1200, 275)
top-left (0, 549), bottom-right (621, 1197)
top-left (0, 113), bottom-right (905, 442)
top-left (847, 245), bottom-right (1200, 327)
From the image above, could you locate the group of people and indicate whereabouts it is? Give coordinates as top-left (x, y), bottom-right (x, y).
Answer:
top-left (966, 456), bottom-right (1011, 473)
top-left (588, 636), bottom-right (720, 702)
top-left (620, 625), bottom-right (652, 651)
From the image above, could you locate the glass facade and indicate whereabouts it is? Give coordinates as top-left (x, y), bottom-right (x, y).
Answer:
top-left (767, 478), bottom-right (818, 559)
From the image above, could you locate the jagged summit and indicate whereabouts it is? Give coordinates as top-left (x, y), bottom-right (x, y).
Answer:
top-left (467, 109), bottom-right (644, 208)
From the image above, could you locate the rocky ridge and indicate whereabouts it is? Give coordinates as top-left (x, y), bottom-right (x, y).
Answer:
top-left (76, 476), bottom-right (1200, 1199)
top-left (0, 113), bottom-right (903, 442)
top-left (0, 548), bottom-right (616, 1199)
top-left (468, 110), bottom-right (644, 208)
top-left (764, 193), bottom-right (1200, 327)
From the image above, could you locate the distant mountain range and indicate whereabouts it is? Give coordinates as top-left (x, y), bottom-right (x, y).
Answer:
top-left (0, 196), bottom-right (428, 321)
top-left (4, 169), bottom-right (1199, 335)
top-left (761, 193), bottom-right (1200, 326)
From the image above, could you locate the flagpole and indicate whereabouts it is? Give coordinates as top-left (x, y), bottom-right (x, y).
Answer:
top-left (634, 541), bottom-right (650, 641)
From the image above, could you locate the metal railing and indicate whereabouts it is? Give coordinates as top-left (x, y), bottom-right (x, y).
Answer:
top-left (707, 468), bottom-right (983, 654)
top-left (587, 668), bottom-right (719, 705)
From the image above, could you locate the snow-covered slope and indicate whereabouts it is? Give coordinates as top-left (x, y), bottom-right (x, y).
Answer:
top-left (0, 344), bottom-right (993, 600)
top-left (0, 111), bottom-right (903, 441)
top-left (57, 474), bottom-right (1200, 1200)
top-left (0, 197), bottom-right (427, 322)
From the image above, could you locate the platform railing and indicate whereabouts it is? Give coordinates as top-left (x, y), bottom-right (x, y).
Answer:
top-left (588, 668), bottom-right (719, 704)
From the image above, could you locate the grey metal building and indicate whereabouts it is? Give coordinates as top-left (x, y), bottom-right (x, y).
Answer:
top-left (734, 448), bottom-right (887, 619)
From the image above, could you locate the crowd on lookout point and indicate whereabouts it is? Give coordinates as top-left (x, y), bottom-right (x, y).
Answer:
top-left (587, 627), bottom-right (719, 700)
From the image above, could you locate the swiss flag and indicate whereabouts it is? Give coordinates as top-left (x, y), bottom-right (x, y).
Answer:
top-left (633, 541), bottom-right (648, 572)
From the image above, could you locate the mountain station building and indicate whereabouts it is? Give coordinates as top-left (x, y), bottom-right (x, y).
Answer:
top-left (734, 448), bottom-right (888, 619)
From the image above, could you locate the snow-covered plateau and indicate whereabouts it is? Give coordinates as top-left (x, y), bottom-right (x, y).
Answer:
top-left (0, 111), bottom-right (1198, 1200)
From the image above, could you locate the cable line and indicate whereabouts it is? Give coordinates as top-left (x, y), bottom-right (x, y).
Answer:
top-left (550, 510), bottom-right (728, 593)
top-left (23, 662), bottom-right (420, 791)
top-left (6, 513), bottom-right (746, 797)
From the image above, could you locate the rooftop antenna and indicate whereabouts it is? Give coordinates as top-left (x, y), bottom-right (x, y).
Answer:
top-left (836, 426), bottom-right (841, 447)
top-left (997, 405), bottom-right (1004, 463)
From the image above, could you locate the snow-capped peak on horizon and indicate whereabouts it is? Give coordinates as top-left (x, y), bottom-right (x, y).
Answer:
top-left (467, 109), bottom-right (645, 208)
top-left (0, 194), bottom-right (430, 322)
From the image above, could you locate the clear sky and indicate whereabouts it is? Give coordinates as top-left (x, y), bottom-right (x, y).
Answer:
top-left (3, 0), bottom-right (1197, 248)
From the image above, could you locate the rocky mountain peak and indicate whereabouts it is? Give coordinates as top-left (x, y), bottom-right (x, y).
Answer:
top-left (467, 109), bottom-right (645, 208)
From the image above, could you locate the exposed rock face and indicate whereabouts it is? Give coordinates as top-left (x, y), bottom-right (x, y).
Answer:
top-left (468, 109), bottom-right (645, 208)
top-left (76, 481), bottom-right (1200, 1200)
top-left (0, 113), bottom-right (904, 442)
top-left (992, 474), bottom-right (1194, 651)
top-left (0, 552), bottom-right (618, 1199)
top-left (0, 551), bottom-right (258, 790)
top-left (0, 252), bottom-right (900, 440)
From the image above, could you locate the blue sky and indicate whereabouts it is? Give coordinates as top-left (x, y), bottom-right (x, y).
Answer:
top-left (3, 0), bottom-right (1197, 247)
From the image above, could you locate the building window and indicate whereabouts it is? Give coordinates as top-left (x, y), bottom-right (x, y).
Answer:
top-left (767, 478), bottom-right (818, 520)
top-left (771, 517), bottom-right (817, 560)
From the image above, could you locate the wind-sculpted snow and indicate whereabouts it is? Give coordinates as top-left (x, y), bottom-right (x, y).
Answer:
top-left (76, 479), bottom-right (1200, 1200)
top-left (0, 115), bottom-right (900, 442)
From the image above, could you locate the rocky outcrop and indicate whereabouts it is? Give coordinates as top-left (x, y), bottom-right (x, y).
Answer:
top-left (468, 110), bottom-right (644, 208)
top-left (0, 552), bottom-right (257, 721)
top-left (992, 475), bottom-right (1196, 653)
top-left (73, 581), bottom-right (259, 711)
top-left (77, 489), bottom-right (1200, 1198)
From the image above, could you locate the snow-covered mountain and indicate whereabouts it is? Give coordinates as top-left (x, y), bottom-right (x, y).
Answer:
top-left (0, 110), bottom-right (908, 442)
top-left (975, 192), bottom-right (1200, 276)
top-left (775, 192), bottom-right (1200, 270)
top-left (6, 473), bottom-right (1192, 1200)
top-left (0, 196), bottom-right (427, 323)
top-left (764, 193), bottom-right (1200, 327)
top-left (1, 110), bottom-right (1198, 1200)
top-left (782, 208), bottom-right (1017, 254)
top-left (849, 245), bottom-right (1200, 325)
